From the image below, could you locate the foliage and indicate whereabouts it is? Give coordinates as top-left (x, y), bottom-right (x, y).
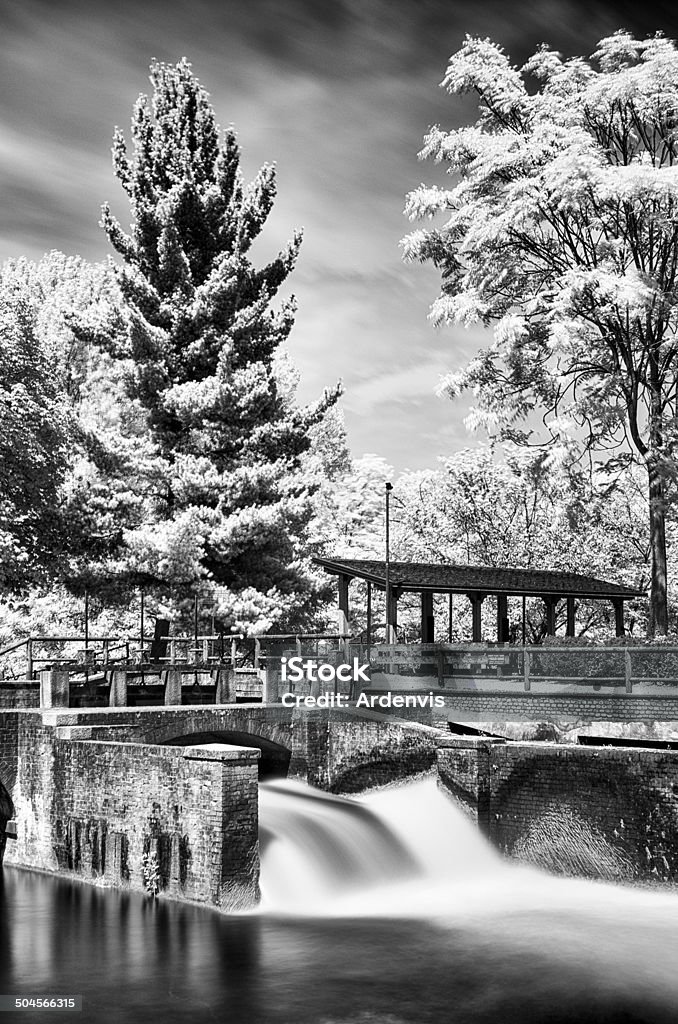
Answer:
top-left (0, 252), bottom-right (154, 604)
top-left (0, 288), bottom-right (74, 589)
top-left (141, 849), bottom-right (161, 897)
top-left (98, 59), bottom-right (341, 631)
top-left (404, 32), bottom-right (678, 633)
top-left (311, 452), bottom-right (392, 559)
top-left (388, 447), bottom-right (650, 639)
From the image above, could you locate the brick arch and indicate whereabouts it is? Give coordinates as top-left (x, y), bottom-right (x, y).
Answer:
top-left (118, 708), bottom-right (296, 753)
top-left (160, 730), bottom-right (292, 779)
top-left (330, 750), bottom-right (437, 794)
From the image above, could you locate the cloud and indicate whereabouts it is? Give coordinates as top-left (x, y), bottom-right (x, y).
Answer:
top-left (1, 0), bottom-right (677, 473)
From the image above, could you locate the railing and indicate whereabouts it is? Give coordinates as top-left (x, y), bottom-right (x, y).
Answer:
top-left (356, 643), bottom-right (678, 697)
top-left (253, 634), bottom-right (352, 670)
top-left (0, 632), bottom-right (354, 707)
top-left (7, 635), bottom-right (678, 705)
top-left (0, 633), bottom-right (248, 681)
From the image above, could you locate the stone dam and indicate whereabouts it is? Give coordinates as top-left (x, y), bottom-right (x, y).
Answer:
top-left (0, 703), bottom-right (677, 908)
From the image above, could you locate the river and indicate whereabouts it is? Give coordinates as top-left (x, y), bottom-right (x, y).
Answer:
top-left (0, 776), bottom-right (677, 1023)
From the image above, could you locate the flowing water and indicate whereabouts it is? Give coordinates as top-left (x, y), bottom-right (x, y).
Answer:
top-left (1, 775), bottom-right (678, 1023)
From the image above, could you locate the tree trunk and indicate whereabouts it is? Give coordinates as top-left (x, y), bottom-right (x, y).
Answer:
top-left (647, 457), bottom-right (668, 636)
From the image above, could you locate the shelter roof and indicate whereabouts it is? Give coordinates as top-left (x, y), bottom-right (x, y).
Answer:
top-left (314, 558), bottom-right (643, 600)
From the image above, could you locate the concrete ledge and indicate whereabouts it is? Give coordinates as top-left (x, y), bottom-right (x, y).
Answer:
top-left (436, 735), bottom-right (506, 749)
top-left (181, 742), bottom-right (260, 764)
top-left (55, 726), bottom-right (95, 740)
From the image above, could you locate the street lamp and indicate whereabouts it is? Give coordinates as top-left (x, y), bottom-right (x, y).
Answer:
top-left (385, 482), bottom-right (394, 644)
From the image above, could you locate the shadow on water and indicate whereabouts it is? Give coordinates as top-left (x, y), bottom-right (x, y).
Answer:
top-left (0, 776), bottom-right (677, 1023)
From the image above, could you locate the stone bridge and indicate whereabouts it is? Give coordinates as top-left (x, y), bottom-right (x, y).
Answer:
top-left (0, 705), bottom-right (444, 911)
top-left (37, 704), bottom-right (444, 791)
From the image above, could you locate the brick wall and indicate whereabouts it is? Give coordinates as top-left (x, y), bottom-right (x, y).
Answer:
top-left (0, 710), bottom-right (33, 792)
top-left (437, 736), bottom-right (678, 882)
top-left (4, 728), bottom-right (261, 910)
top-left (0, 683), bottom-right (39, 709)
top-left (323, 709), bottom-right (443, 792)
top-left (432, 692), bottom-right (678, 721)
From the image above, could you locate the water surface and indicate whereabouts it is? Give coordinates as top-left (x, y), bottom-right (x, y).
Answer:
top-left (1, 777), bottom-right (677, 1023)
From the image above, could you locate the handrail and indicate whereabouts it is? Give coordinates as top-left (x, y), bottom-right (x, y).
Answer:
top-left (0, 638), bottom-right (28, 658)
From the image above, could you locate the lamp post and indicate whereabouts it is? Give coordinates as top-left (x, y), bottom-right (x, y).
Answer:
top-left (385, 482), bottom-right (394, 644)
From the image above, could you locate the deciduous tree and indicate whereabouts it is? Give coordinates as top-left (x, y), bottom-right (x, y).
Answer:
top-left (404, 32), bottom-right (678, 633)
top-left (0, 291), bottom-right (73, 588)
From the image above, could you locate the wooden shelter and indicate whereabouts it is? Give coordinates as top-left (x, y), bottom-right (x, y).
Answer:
top-left (314, 558), bottom-right (644, 642)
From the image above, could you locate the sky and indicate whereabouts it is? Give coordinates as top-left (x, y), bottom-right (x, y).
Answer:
top-left (1, 0), bottom-right (678, 473)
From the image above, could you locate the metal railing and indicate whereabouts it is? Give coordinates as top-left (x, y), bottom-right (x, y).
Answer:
top-left (354, 643), bottom-right (678, 696)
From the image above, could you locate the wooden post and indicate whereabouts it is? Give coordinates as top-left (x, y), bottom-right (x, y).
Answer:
top-left (436, 647), bottom-right (445, 688)
top-left (625, 648), bottom-right (632, 693)
top-left (194, 593), bottom-right (199, 652)
top-left (544, 596), bottom-right (558, 636)
top-left (613, 598), bottom-right (625, 637)
top-left (566, 597), bottom-right (576, 637)
top-left (140, 591), bottom-right (145, 659)
top-left (109, 669), bottom-right (128, 707)
top-left (522, 596), bottom-right (526, 645)
top-left (524, 649), bottom-right (531, 692)
top-left (230, 638), bottom-right (237, 668)
top-left (387, 586), bottom-right (399, 643)
top-left (468, 593), bottom-right (484, 642)
top-left (421, 591), bottom-right (434, 644)
top-left (40, 667), bottom-right (70, 708)
top-left (262, 658), bottom-right (280, 703)
top-left (26, 638), bottom-right (33, 681)
top-left (496, 594), bottom-right (509, 642)
top-left (337, 574), bottom-right (351, 637)
top-left (366, 581), bottom-right (372, 644)
top-left (164, 668), bottom-right (183, 705)
top-left (448, 593), bottom-right (453, 642)
top-left (385, 482), bottom-right (394, 643)
top-left (215, 666), bottom-right (236, 704)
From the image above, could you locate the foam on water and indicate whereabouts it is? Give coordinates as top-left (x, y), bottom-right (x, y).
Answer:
top-left (258, 775), bottom-right (678, 938)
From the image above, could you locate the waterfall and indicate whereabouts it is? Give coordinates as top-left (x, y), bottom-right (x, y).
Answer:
top-left (258, 775), bottom-right (499, 914)
top-left (258, 772), bottom-right (678, 959)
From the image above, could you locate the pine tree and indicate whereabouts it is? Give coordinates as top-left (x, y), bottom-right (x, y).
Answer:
top-left (101, 59), bottom-right (340, 631)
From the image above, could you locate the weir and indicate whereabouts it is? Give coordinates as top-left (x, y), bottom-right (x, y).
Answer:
top-left (1, 704), bottom-right (678, 907)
